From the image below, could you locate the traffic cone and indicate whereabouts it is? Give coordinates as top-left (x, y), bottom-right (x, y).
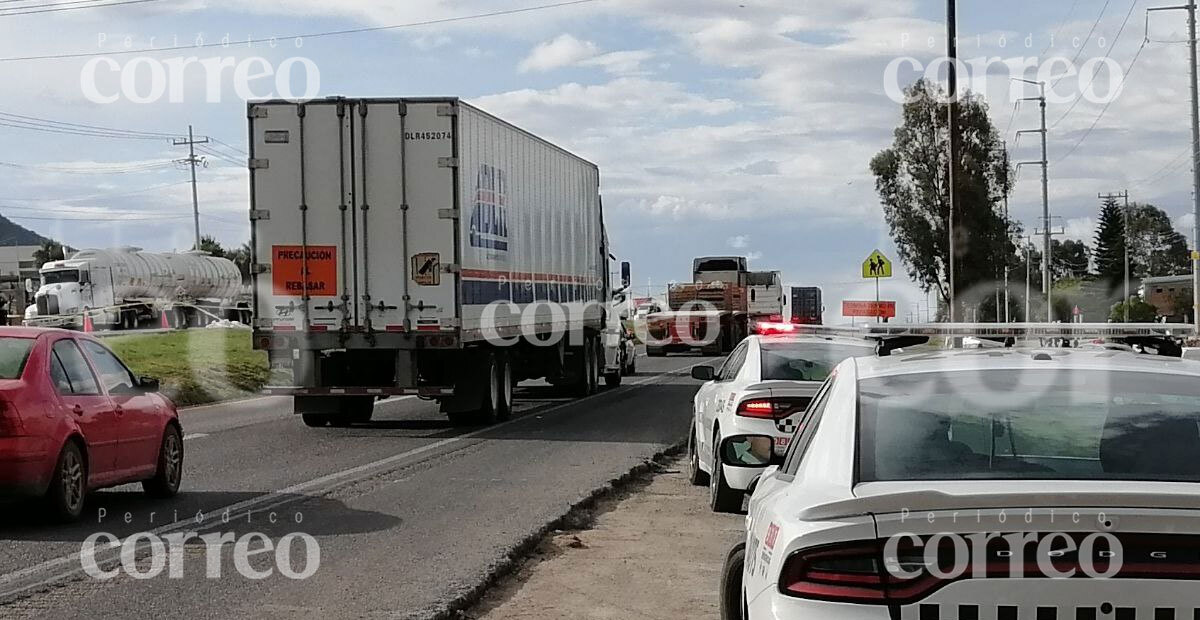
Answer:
top-left (160, 309), bottom-right (170, 329)
top-left (82, 311), bottom-right (93, 333)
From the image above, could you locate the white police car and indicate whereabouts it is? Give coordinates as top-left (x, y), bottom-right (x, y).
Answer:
top-left (687, 325), bottom-right (876, 513)
top-left (720, 324), bottom-right (1200, 620)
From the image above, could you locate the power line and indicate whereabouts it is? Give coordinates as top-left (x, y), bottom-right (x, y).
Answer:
top-left (1050, 0), bottom-right (1141, 129)
top-left (0, 0), bottom-right (603, 62)
top-left (0, 180), bottom-right (189, 202)
top-left (1056, 39), bottom-right (1147, 163)
top-left (0, 159), bottom-right (176, 174)
top-left (1050, 0), bottom-right (1115, 89)
top-left (0, 0), bottom-right (163, 17)
top-left (1043, 0), bottom-right (1083, 56)
top-left (0, 110), bottom-right (183, 139)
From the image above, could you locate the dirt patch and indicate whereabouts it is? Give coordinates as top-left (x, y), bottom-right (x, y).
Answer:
top-left (466, 458), bottom-right (744, 619)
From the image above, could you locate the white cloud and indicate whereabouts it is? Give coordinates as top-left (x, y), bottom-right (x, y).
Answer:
top-left (1063, 217), bottom-right (1097, 244)
top-left (519, 34), bottom-right (599, 73)
top-left (727, 235), bottom-right (749, 249)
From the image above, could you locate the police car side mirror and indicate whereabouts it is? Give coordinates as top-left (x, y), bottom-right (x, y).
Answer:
top-left (720, 435), bottom-right (775, 468)
top-left (691, 366), bottom-right (715, 381)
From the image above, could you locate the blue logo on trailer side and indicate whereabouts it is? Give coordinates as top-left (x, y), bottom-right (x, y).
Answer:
top-left (469, 164), bottom-right (509, 252)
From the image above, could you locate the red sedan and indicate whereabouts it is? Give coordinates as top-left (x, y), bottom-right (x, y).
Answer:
top-left (0, 327), bottom-right (182, 521)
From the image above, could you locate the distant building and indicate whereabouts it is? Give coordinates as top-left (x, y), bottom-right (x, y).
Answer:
top-left (1140, 275), bottom-right (1194, 322)
top-left (0, 245), bottom-right (44, 321)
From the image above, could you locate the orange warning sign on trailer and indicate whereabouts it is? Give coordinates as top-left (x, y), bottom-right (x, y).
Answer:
top-left (272, 245), bottom-right (338, 297)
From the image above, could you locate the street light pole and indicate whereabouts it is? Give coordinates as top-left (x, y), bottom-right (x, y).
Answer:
top-left (947, 0), bottom-right (959, 322)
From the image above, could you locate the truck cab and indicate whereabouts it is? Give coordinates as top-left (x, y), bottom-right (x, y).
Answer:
top-left (23, 260), bottom-right (112, 328)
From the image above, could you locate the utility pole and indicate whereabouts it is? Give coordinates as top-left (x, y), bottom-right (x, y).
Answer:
top-left (1148, 1), bottom-right (1200, 334)
top-left (946, 0), bottom-right (960, 322)
top-left (1024, 235), bottom-right (1033, 322)
top-left (1100, 190), bottom-right (1132, 321)
top-left (1015, 78), bottom-right (1052, 320)
top-left (173, 125), bottom-right (209, 251)
top-left (1035, 221), bottom-right (1067, 320)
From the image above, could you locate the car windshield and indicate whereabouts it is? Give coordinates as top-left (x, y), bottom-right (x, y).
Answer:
top-left (760, 342), bottom-right (872, 382)
top-left (41, 270), bottom-right (79, 285)
top-left (0, 337), bottom-right (34, 379)
top-left (858, 369), bottom-right (1200, 483)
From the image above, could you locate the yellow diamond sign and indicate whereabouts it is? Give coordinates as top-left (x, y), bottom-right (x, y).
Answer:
top-left (862, 250), bottom-right (892, 279)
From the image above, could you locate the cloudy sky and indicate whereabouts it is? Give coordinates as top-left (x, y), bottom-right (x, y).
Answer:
top-left (0, 0), bottom-right (1195, 322)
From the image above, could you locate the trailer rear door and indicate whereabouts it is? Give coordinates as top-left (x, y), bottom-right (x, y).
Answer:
top-left (249, 99), bottom-right (459, 334)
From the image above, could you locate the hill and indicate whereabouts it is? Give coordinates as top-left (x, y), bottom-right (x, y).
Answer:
top-left (0, 213), bottom-right (48, 246)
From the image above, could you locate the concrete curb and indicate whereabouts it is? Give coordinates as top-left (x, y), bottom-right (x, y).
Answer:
top-left (424, 438), bottom-right (689, 620)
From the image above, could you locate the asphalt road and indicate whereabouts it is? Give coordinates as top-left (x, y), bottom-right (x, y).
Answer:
top-left (0, 352), bottom-right (718, 619)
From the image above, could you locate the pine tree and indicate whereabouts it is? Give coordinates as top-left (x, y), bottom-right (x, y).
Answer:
top-left (1093, 197), bottom-right (1125, 287)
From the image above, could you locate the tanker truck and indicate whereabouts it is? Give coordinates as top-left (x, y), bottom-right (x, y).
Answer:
top-left (23, 247), bottom-right (251, 330)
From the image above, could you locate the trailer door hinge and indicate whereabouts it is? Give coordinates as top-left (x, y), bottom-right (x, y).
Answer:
top-left (252, 264), bottom-right (271, 274)
top-left (397, 102), bottom-right (408, 116)
top-left (248, 158), bottom-right (270, 170)
top-left (437, 208), bottom-right (459, 220)
top-left (442, 263), bottom-right (461, 274)
top-left (437, 104), bottom-right (458, 117)
top-left (250, 209), bottom-right (271, 221)
top-left (249, 106), bottom-right (268, 119)
top-left (438, 157), bottom-right (459, 168)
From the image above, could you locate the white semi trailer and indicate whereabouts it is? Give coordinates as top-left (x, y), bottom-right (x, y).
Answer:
top-left (248, 97), bottom-right (630, 428)
top-left (23, 247), bottom-right (251, 330)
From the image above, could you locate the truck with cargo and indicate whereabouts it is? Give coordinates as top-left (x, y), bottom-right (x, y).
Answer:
top-left (247, 97), bottom-right (630, 427)
top-left (643, 256), bottom-right (754, 357)
top-left (22, 247), bottom-right (250, 330)
top-left (790, 286), bottom-right (824, 325)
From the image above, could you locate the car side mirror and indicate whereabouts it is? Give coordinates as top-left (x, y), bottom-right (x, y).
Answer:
top-left (691, 366), bottom-right (715, 381)
top-left (720, 434), bottom-right (776, 468)
top-left (138, 376), bottom-right (161, 392)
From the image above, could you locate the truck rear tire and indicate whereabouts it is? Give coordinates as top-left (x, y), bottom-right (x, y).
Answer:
top-left (445, 352), bottom-right (502, 426)
top-left (302, 414), bottom-right (330, 428)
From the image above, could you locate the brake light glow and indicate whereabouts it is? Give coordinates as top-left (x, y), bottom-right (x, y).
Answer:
top-left (755, 322), bottom-right (796, 336)
top-left (736, 397), bottom-right (810, 419)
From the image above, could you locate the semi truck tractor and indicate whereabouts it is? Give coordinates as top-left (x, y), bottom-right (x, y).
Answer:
top-left (746, 270), bottom-right (784, 322)
top-left (22, 247), bottom-right (250, 330)
top-left (247, 97), bottom-right (629, 427)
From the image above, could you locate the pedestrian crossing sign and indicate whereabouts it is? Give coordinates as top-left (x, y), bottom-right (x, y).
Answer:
top-left (862, 250), bottom-right (892, 279)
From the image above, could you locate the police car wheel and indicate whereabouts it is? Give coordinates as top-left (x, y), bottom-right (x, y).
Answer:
top-left (710, 435), bottom-right (743, 514)
top-left (687, 422), bottom-right (709, 486)
top-left (719, 543), bottom-right (747, 620)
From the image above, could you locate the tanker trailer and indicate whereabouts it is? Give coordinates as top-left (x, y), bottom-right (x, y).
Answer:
top-left (23, 247), bottom-right (251, 330)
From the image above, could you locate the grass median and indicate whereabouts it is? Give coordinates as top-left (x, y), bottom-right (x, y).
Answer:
top-left (104, 329), bottom-right (269, 407)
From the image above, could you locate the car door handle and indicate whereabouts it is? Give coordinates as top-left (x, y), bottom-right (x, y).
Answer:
top-left (72, 404), bottom-right (83, 416)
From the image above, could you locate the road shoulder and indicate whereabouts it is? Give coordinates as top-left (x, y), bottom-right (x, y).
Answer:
top-left (471, 458), bottom-right (744, 619)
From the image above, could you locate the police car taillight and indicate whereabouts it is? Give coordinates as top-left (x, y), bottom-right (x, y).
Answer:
top-left (779, 541), bottom-right (941, 605)
top-left (736, 397), bottom-right (809, 420)
top-left (779, 541), bottom-right (890, 603)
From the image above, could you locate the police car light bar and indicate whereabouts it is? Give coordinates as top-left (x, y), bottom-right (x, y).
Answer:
top-left (786, 323), bottom-right (1197, 356)
top-left (853, 322), bottom-right (1198, 340)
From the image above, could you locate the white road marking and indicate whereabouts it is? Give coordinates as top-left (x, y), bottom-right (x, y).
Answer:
top-left (182, 433), bottom-right (209, 441)
top-left (0, 357), bottom-right (705, 600)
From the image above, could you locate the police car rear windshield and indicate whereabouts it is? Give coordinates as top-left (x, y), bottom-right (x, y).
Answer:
top-left (858, 369), bottom-right (1200, 483)
top-left (760, 342), bottom-right (872, 382)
